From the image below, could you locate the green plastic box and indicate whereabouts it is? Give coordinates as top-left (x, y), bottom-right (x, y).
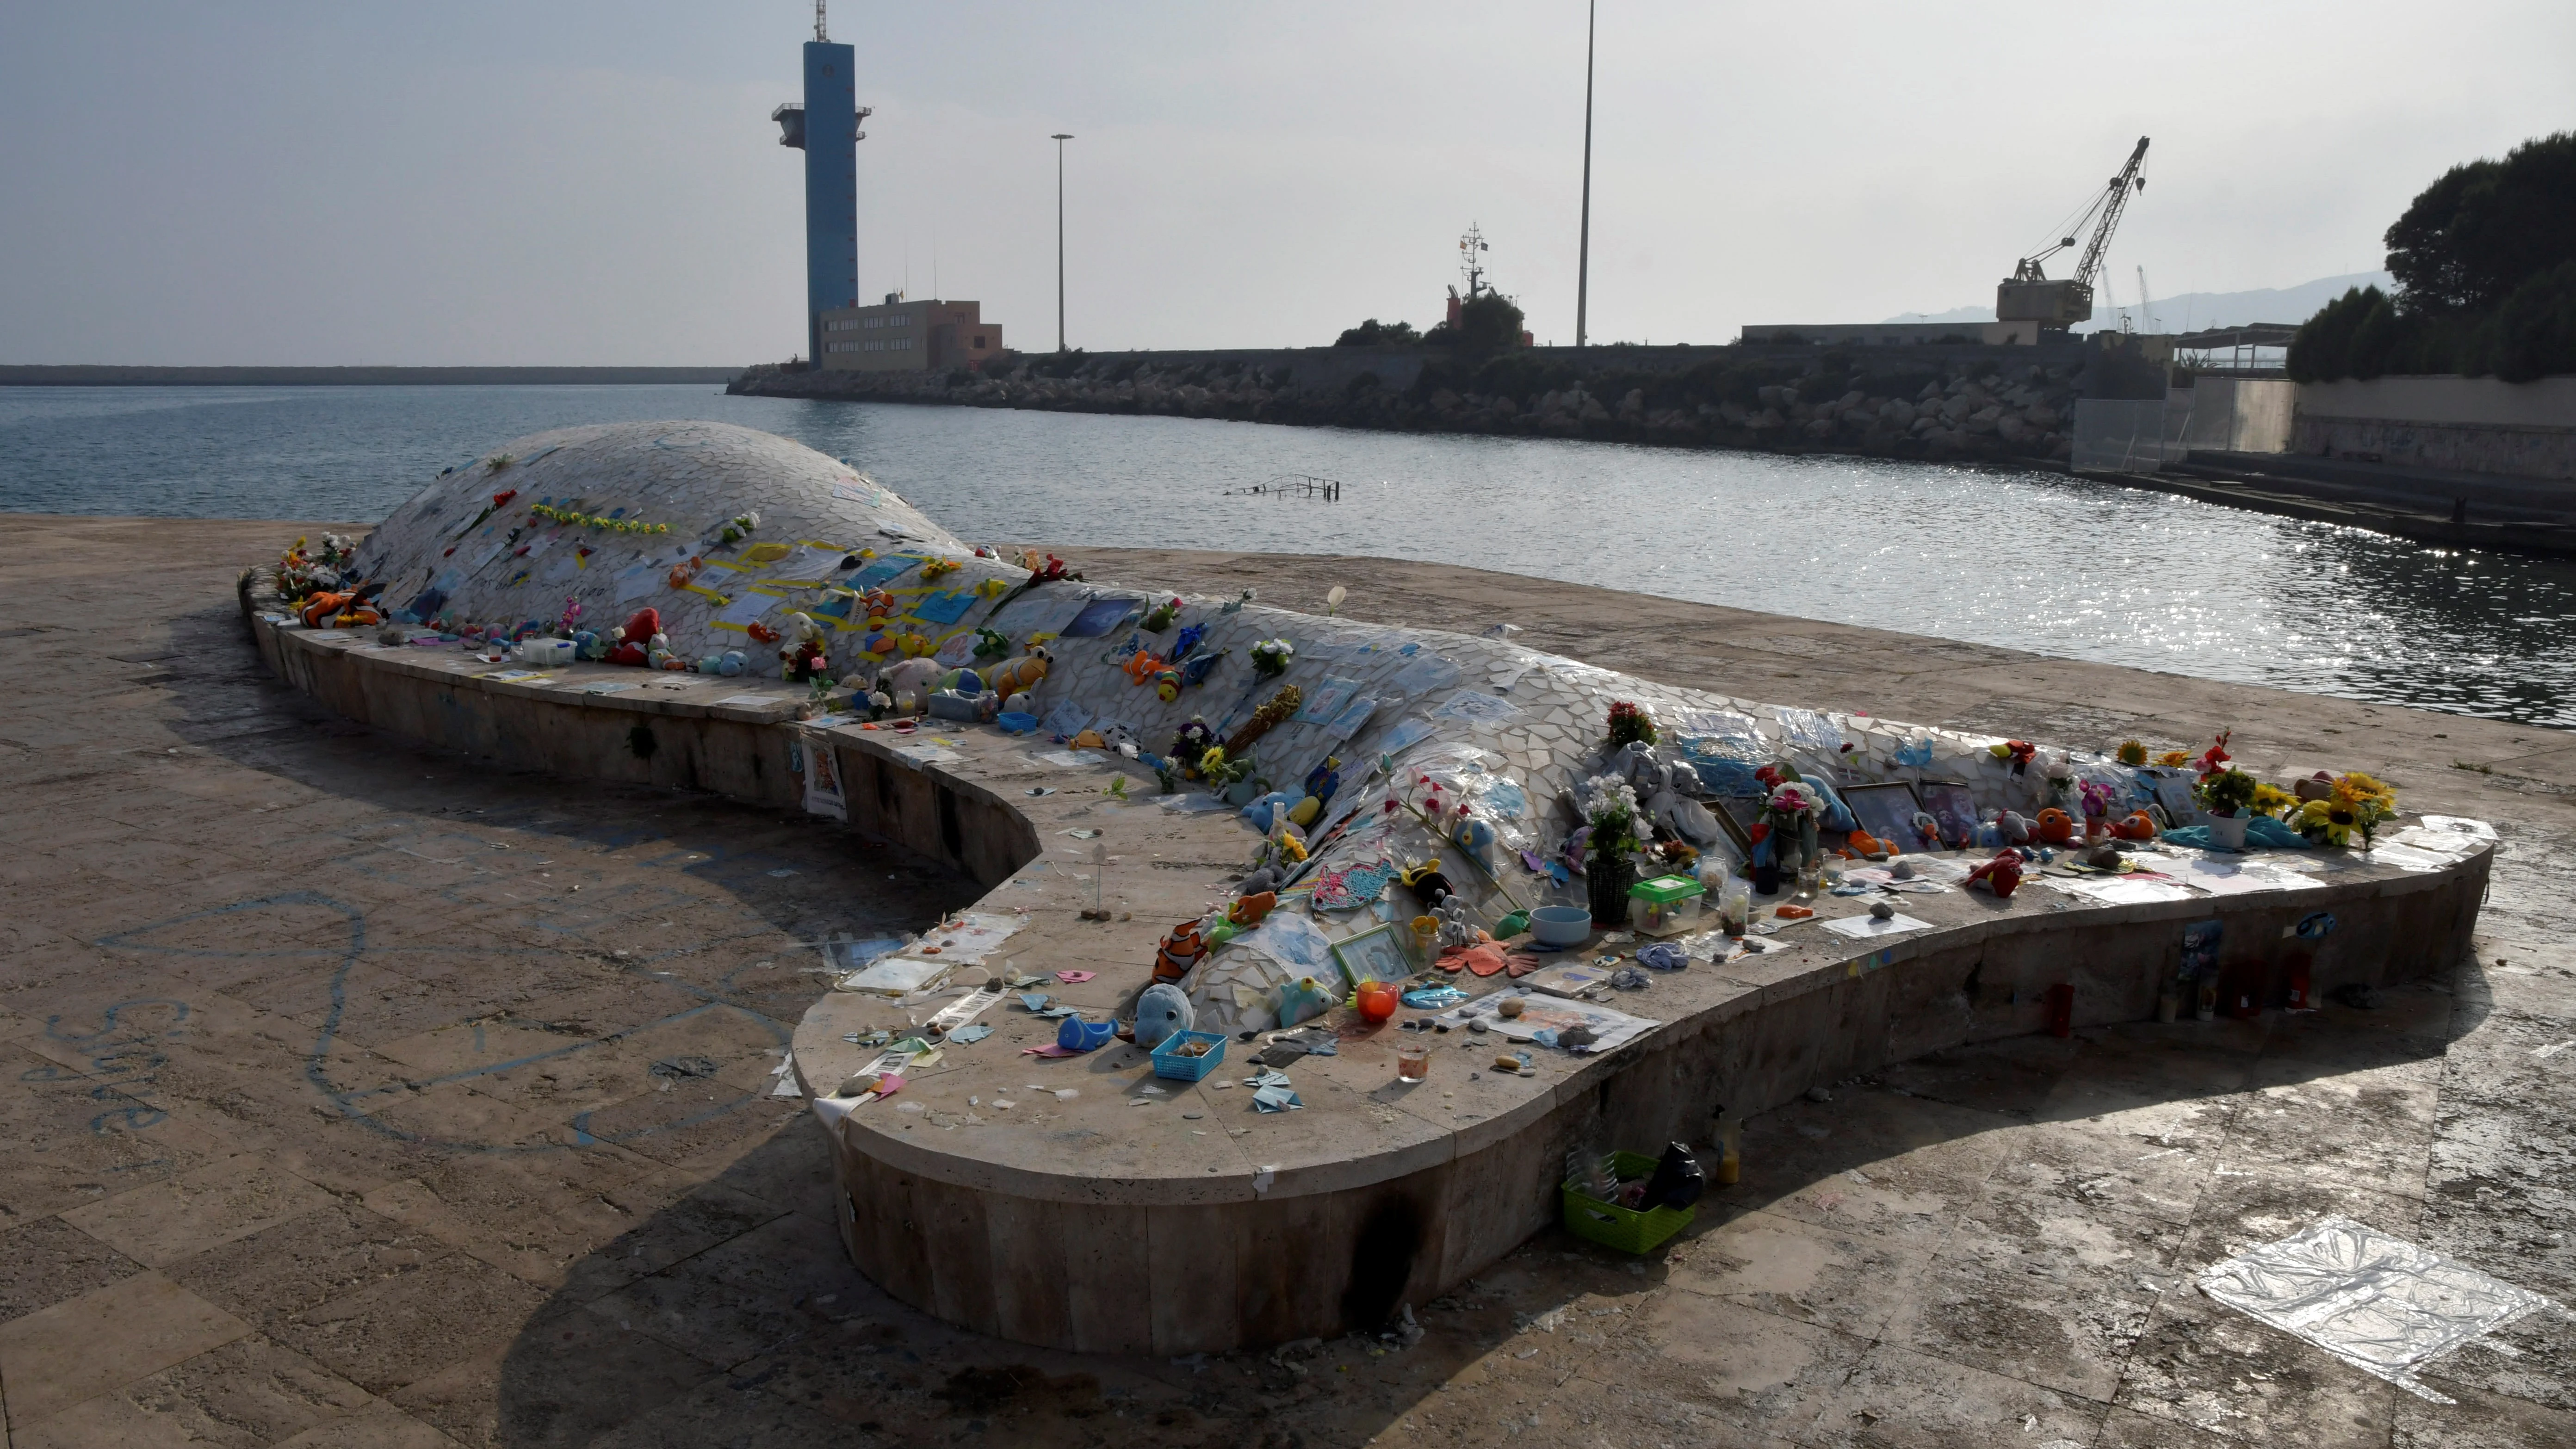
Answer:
top-left (1561, 1150), bottom-right (1697, 1254)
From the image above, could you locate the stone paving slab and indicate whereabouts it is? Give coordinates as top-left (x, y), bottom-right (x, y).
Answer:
top-left (0, 517), bottom-right (2566, 1444)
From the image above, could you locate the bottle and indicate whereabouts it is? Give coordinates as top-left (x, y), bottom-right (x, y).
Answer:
top-left (1709, 1107), bottom-right (1742, 1186)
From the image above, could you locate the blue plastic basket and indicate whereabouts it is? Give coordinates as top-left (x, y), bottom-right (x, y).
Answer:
top-left (1151, 1030), bottom-right (1227, 1082)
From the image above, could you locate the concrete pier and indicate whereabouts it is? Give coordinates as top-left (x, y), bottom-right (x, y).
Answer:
top-left (1, 517), bottom-right (2570, 1444)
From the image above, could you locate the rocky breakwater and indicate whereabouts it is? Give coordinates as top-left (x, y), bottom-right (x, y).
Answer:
top-left (732, 341), bottom-right (2102, 467)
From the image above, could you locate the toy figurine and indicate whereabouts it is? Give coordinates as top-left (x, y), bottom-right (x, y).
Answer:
top-left (1965, 850), bottom-right (2024, 898)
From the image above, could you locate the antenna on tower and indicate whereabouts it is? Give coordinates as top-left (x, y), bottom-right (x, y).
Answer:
top-left (1458, 223), bottom-right (1491, 301)
top-left (815, 0), bottom-right (829, 42)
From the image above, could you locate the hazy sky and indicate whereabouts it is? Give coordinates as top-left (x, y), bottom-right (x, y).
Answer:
top-left (3, 1), bottom-right (2568, 365)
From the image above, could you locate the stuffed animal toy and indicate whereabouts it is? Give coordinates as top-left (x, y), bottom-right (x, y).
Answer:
top-left (605, 607), bottom-right (662, 666)
top-left (1909, 810), bottom-right (1944, 853)
top-left (1398, 859), bottom-right (1454, 910)
top-left (1179, 649), bottom-right (1228, 688)
top-left (986, 647), bottom-right (1051, 706)
top-left (2034, 808), bottom-right (2075, 845)
top-left (1227, 891), bottom-right (1277, 927)
top-left (879, 656), bottom-right (943, 712)
top-left (1133, 983), bottom-right (1195, 1048)
top-left (1152, 920), bottom-right (1208, 985)
top-left (1995, 811), bottom-right (2036, 847)
top-left (778, 613), bottom-right (830, 682)
top-left (2112, 810), bottom-right (2158, 841)
top-left (1965, 849), bottom-right (2024, 898)
top-left (1989, 739), bottom-right (2037, 775)
top-left (1286, 756), bottom-right (1343, 828)
top-left (1845, 825), bottom-right (1889, 860)
top-left (297, 590), bottom-right (382, 629)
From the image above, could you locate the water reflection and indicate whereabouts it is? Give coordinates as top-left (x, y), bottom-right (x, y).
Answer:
top-left (4, 385), bottom-right (2571, 726)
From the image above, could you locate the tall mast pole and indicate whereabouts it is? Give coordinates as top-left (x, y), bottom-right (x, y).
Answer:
top-left (1575, 0), bottom-right (1595, 349)
top-left (1051, 133), bottom-right (1073, 352)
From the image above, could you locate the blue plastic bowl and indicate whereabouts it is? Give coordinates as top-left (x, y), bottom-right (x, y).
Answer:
top-left (1530, 905), bottom-right (1593, 947)
top-left (996, 710), bottom-right (1040, 735)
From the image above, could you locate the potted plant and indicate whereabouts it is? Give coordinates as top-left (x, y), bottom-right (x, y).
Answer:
top-left (2195, 767), bottom-right (2261, 849)
top-left (1579, 775), bottom-right (1643, 926)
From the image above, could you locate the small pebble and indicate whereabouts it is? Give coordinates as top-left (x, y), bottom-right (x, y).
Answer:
top-left (1869, 901), bottom-right (1895, 921)
top-left (1805, 1085), bottom-right (1833, 1103)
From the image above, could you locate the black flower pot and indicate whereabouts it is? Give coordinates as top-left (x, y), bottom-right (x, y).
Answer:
top-left (1587, 851), bottom-right (1635, 927)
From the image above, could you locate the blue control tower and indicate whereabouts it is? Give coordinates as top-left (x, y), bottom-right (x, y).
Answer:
top-left (772, 4), bottom-right (868, 364)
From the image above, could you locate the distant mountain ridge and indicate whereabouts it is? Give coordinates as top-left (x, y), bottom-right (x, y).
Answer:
top-left (1885, 272), bottom-right (2392, 333)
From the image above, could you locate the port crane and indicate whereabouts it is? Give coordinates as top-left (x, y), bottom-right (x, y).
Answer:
top-left (1997, 136), bottom-right (2149, 330)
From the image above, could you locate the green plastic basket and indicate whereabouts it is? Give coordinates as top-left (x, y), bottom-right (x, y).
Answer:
top-left (1561, 1150), bottom-right (1696, 1254)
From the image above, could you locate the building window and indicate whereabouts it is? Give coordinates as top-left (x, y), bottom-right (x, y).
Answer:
top-left (972, 335), bottom-right (986, 348)
top-left (826, 341), bottom-right (861, 353)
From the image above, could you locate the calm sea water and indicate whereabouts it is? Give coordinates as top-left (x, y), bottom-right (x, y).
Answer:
top-left (5, 383), bottom-right (2572, 727)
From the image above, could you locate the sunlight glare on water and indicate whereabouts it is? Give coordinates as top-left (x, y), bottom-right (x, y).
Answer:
top-left (4, 383), bottom-right (2571, 726)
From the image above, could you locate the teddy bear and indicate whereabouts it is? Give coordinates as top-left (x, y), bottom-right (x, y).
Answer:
top-left (778, 613), bottom-right (830, 683)
top-left (604, 607), bottom-right (661, 667)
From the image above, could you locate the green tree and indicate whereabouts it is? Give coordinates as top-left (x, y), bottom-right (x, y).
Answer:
top-left (2385, 131), bottom-right (2576, 312)
top-left (1334, 318), bottom-right (1421, 347)
top-left (1425, 293), bottom-right (1526, 349)
top-left (2478, 259), bottom-right (2576, 384)
top-left (2286, 286), bottom-right (2378, 382)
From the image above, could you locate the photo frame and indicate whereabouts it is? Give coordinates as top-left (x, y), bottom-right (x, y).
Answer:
top-left (2145, 768), bottom-right (2199, 824)
top-left (1706, 795), bottom-right (1762, 855)
top-left (1060, 595), bottom-right (1141, 637)
top-left (1330, 921), bottom-right (1412, 989)
top-left (1841, 781), bottom-right (1938, 852)
top-left (1915, 780), bottom-right (1980, 848)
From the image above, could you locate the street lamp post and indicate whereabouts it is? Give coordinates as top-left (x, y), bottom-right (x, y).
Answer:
top-left (1051, 133), bottom-right (1073, 352)
top-left (1575, 0), bottom-right (1595, 349)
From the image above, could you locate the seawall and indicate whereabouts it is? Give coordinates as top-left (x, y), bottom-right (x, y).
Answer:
top-left (0, 365), bottom-right (743, 386)
top-left (728, 340), bottom-right (2161, 468)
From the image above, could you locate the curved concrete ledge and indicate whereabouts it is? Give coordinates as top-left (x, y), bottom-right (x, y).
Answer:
top-left (240, 572), bottom-right (2492, 1356)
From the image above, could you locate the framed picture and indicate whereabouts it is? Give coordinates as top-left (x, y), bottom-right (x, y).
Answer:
top-left (1330, 921), bottom-right (1412, 989)
top-left (1915, 780), bottom-right (1980, 849)
top-left (1708, 795), bottom-right (1763, 855)
top-left (2145, 768), bottom-right (2199, 824)
top-left (1842, 781), bottom-right (1938, 852)
top-left (1060, 595), bottom-right (1141, 638)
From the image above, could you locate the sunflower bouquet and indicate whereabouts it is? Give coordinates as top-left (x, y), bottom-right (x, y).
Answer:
top-left (2295, 772), bottom-right (2398, 848)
